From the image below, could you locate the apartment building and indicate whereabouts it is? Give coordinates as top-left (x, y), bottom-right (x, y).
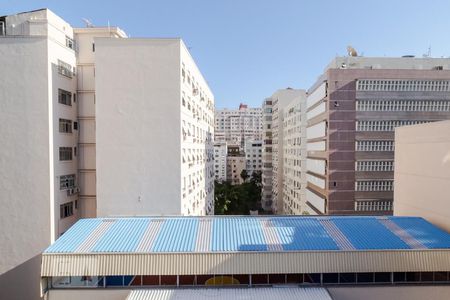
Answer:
top-left (261, 99), bottom-right (274, 211)
top-left (271, 89), bottom-right (306, 214)
top-left (0, 9), bottom-right (215, 299)
top-left (282, 92), bottom-right (307, 215)
top-left (226, 145), bottom-right (246, 184)
top-left (0, 9), bottom-right (79, 300)
top-left (215, 103), bottom-right (262, 148)
top-left (95, 38), bottom-right (215, 217)
top-left (306, 56), bottom-right (450, 215)
top-left (244, 140), bottom-right (263, 177)
top-left (214, 141), bottom-right (227, 182)
top-left (394, 120), bottom-right (450, 232)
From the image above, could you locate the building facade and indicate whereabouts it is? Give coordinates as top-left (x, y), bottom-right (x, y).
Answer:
top-left (306, 56), bottom-right (450, 215)
top-left (271, 89), bottom-right (306, 214)
top-left (95, 38), bottom-right (215, 217)
top-left (226, 145), bottom-right (246, 185)
top-left (282, 92), bottom-right (307, 214)
top-left (244, 140), bottom-right (262, 177)
top-left (261, 98), bottom-right (274, 211)
top-left (213, 142), bottom-right (227, 182)
top-left (215, 104), bottom-right (262, 148)
top-left (394, 120), bottom-right (450, 232)
top-left (0, 9), bottom-right (79, 300)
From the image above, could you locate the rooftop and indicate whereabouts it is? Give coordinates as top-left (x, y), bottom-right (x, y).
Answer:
top-left (45, 216), bottom-right (450, 254)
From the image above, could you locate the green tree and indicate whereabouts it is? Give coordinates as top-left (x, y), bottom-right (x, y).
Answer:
top-left (240, 169), bottom-right (249, 182)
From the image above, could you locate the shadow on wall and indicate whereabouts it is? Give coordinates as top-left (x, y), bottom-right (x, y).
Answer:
top-left (0, 254), bottom-right (42, 300)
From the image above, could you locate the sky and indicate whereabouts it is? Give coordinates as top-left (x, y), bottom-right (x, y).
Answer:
top-left (3, 0), bottom-right (450, 108)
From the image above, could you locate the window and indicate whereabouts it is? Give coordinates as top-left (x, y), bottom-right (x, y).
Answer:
top-left (356, 160), bottom-right (394, 171)
top-left (357, 79), bottom-right (450, 92)
top-left (73, 121), bottom-right (78, 131)
top-left (58, 89), bottom-right (72, 106)
top-left (60, 202), bottom-right (74, 219)
top-left (57, 59), bottom-right (74, 78)
top-left (356, 120), bottom-right (430, 131)
top-left (356, 100), bottom-right (450, 112)
top-left (356, 180), bottom-right (394, 191)
top-left (59, 119), bottom-right (72, 133)
top-left (60, 174), bottom-right (76, 190)
top-left (59, 147), bottom-right (72, 161)
top-left (356, 140), bottom-right (394, 152)
top-left (355, 200), bottom-right (393, 211)
top-left (65, 36), bottom-right (74, 50)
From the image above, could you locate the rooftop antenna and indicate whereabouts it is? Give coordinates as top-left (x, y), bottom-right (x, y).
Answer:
top-left (82, 18), bottom-right (94, 28)
top-left (347, 45), bottom-right (358, 57)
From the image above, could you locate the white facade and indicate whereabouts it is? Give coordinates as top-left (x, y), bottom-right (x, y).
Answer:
top-left (0, 9), bottom-right (79, 299)
top-left (215, 104), bottom-right (262, 148)
top-left (95, 38), bottom-right (214, 217)
top-left (282, 93), bottom-right (307, 214)
top-left (270, 89), bottom-right (306, 214)
top-left (244, 140), bottom-right (263, 176)
top-left (73, 27), bottom-right (127, 218)
top-left (214, 142), bottom-right (227, 182)
top-left (261, 99), bottom-right (274, 211)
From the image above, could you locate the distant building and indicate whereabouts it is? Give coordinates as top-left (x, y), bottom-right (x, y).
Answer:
top-left (226, 145), bottom-right (246, 185)
top-left (394, 120), bottom-right (450, 232)
top-left (282, 92), bottom-right (308, 214)
top-left (306, 56), bottom-right (450, 215)
top-left (270, 89), bottom-right (306, 214)
top-left (244, 140), bottom-right (263, 177)
top-left (215, 104), bottom-right (262, 148)
top-left (261, 98), bottom-right (274, 211)
top-left (214, 142), bottom-right (227, 182)
top-left (41, 215), bottom-right (450, 300)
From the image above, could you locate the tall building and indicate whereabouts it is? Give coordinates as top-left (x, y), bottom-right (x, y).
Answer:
top-left (282, 92), bottom-right (308, 214)
top-left (0, 9), bottom-right (79, 300)
top-left (213, 141), bottom-right (227, 182)
top-left (0, 9), bottom-right (214, 299)
top-left (394, 120), bottom-right (450, 232)
top-left (306, 56), bottom-right (450, 215)
top-left (271, 89), bottom-right (305, 214)
top-left (215, 104), bottom-right (262, 148)
top-left (95, 38), bottom-right (215, 217)
top-left (244, 140), bottom-right (263, 177)
top-left (261, 98), bottom-right (274, 211)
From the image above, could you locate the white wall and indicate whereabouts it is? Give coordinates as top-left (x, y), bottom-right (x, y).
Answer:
top-left (95, 38), bottom-right (182, 216)
top-left (394, 121), bottom-right (450, 232)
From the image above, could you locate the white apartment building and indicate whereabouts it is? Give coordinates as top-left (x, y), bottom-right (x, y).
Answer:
top-left (214, 142), bottom-right (227, 182)
top-left (261, 98), bottom-right (274, 211)
top-left (270, 89), bottom-right (305, 214)
top-left (244, 140), bottom-right (263, 177)
top-left (95, 38), bottom-right (215, 217)
top-left (0, 9), bottom-right (215, 299)
top-left (282, 92), bottom-right (307, 214)
top-left (0, 9), bottom-right (79, 300)
top-left (215, 103), bottom-right (262, 148)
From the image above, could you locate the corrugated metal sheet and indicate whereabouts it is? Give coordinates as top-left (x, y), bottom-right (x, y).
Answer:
top-left (126, 287), bottom-right (332, 300)
top-left (41, 250), bottom-right (450, 277)
top-left (44, 216), bottom-right (450, 255)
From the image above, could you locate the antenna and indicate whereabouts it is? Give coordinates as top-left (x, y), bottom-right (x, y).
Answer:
top-left (82, 18), bottom-right (94, 28)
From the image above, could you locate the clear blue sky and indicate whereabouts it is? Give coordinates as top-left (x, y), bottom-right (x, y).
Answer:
top-left (3, 0), bottom-right (450, 108)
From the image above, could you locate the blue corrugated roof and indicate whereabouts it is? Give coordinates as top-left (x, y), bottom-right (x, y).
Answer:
top-left (44, 216), bottom-right (450, 254)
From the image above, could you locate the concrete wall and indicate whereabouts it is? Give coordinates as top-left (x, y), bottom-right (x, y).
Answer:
top-left (95, 39), bottom-right (182, 216)
top-left (394, 120), bottom-right (450, 232)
